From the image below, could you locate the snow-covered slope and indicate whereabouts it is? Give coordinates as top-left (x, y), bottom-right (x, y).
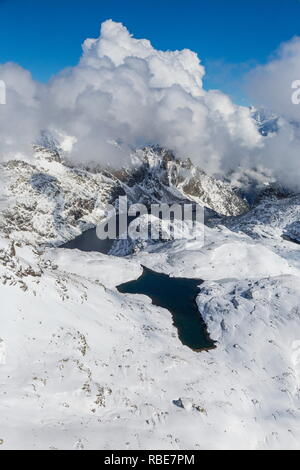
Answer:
top-left (223, 193), bottom-right (300, 242)
top-left (1, 147), bottom-right (300, 450)
top-left (1, 226), bottom-right (300, 450)
top-left (0, 148), bottom-right (117, 247)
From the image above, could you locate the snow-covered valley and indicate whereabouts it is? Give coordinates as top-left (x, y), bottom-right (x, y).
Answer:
top-left (1, 147), bottom-right (300, 450)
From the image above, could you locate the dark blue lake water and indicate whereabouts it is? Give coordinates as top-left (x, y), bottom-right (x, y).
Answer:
top-left (117, 266), bottom-right (216, 351)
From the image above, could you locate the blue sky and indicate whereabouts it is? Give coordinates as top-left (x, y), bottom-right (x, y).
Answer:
top-left (1, 0), bottom-right (300, 104)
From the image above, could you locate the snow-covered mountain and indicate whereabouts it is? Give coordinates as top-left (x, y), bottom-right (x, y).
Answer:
top-left (0, 146), bottom-right (248, 247)
top-left (1, 146), bottom-right (300, 450)
top-left (251, 108), bottom-right (279, 136)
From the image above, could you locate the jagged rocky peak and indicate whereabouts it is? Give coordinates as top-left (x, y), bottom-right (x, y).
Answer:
top-left (113, 146), bottom-right (250, 217)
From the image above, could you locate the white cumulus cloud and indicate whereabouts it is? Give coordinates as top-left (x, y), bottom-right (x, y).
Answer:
top-left (246, 37), bottom-right (300, 189)
top-left (9, 19), bottom-right (300, 187)
top-left (0, 20), bottom-right (262, 172)
top-left (247, 36), bottom-right (300, 121)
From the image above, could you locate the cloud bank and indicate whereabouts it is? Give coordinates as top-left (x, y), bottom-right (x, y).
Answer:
top-left (247, 37), bottom-right (300, 121)
top-left (0, 20), bottom-right (299, 189)
top-left (246, 37), bottom-right (300, 189)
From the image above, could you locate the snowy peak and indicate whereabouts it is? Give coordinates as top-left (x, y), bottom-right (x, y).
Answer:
top-left (0, 146), bottom-right (249, 247)
top-left (111, 146), bottom-right (249, 216)
top-left (251, 108), bottom-right (279, 136)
